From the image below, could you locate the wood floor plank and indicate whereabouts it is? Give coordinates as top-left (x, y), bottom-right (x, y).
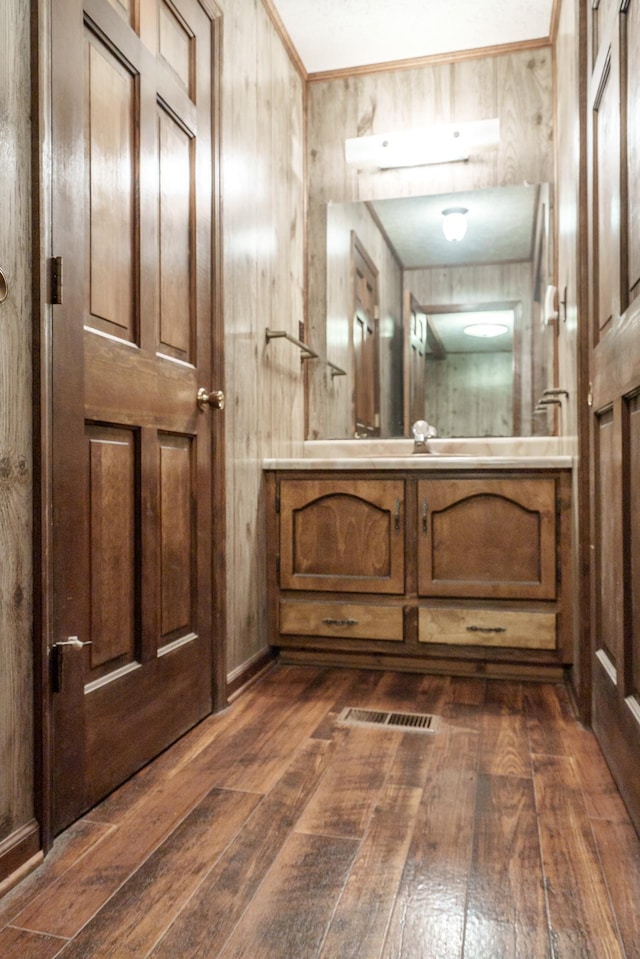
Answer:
top-left (463, 773), bottom-right (550, 959)
top-left (523, 682), bottom-right (581, 758)
top-left (12, 744), bottom-right (263, 938)
top-left (89, 665), bottom-right (328, 825)
top-left (532, 754), bottom-right (625, 958)
top-left (216, 832), bottom-right (358, 959)
top-left (0, 926), bottom-right (67, 959)
top-left (4, 669), bottom-right (639, 959)
top-left (318, 783), bottom-right (423, 959)
top-left (209, 670), bottom-right (352, 793)
top-left (485, 679), bottom-right (524, 711)
top-left (571, 733), bottom-right (631, 822)
top-left (446, 677), bottom-right (486, 707)
top-left (310, 669), bottom-right (388, 740)
top-left (46, 787), bottom-right (261, 959)
top-left (479, 706), bottom-right (532, 779)
top-left (148, 738), bottom-right (335, 959)
top-left (592, 819), bottom-right (640, 956)
top-left (295, 725), bottom-right (402, 839)
top-left (0, 820), bottom-right (114, 927)
top-left (381, 716), bottom-right (480, 959)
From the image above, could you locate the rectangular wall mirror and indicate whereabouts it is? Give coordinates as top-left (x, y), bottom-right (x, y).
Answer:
top-left (312, 183), bottom-right (556, 440)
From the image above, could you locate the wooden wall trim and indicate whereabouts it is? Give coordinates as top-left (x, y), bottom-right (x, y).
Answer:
top-left (226, 648), bottom-right (276, 703)
top-left (260, 0), bottom-right (307, 81)
top-left (307, 36), bottom-right (552, 83)
top-left (550, 0), bottom-right (562, 44)
top-left (0, 821), bottom-right (41, 887)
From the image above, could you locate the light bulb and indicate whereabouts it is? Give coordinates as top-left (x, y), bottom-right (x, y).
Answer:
top-left (442, 207), bottom-right (468, 242)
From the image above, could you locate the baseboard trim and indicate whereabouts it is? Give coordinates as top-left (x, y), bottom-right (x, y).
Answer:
top-left (0, 819), bottom-right (42, 890)
top-left (226, 648), bottom-right (277, 703)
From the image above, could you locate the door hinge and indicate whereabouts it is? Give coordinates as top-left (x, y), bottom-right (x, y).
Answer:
top-left (275, 493), bottom-right (280, 513)
top-left (587, 382), bottom-right (593, 408)
top-left (50, 256), bottom-right (63, 305)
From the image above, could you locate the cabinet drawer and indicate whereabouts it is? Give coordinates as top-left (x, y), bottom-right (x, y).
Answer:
top-left (418, 607), bottom-right (556, 649)
top-left (280, 602), bottom-right (404, 641)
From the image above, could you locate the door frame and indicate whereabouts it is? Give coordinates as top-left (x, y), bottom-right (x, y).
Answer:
top-left (31, 0), bottom-right (227, 852)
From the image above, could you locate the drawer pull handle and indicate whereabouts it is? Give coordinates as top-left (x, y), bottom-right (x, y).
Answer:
top-left (394, 498), bottom-right (401, 534)
top-left (421, 500), bottom-right (428, 534)
top-left (322, 618), bottom-right (358, 627)
top-left (466, 625), bottom-right (506, 634)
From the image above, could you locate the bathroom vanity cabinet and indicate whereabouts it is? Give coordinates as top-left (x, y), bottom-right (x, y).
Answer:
top-left (265, 467), bottom-right (573, 681)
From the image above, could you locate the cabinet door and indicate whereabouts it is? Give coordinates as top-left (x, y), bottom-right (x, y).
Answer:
top-left (417, 477), bottom-right (557, 600)
top-left (279, 478), bottom-right (405, 593)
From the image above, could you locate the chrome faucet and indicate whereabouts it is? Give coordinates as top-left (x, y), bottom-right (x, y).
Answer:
top-left (412, 419), bottom-right (437, 453)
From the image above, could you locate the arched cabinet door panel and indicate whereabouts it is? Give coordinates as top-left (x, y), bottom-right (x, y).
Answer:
top-left (278, 478), bottom-right (405, 593)
top-left (417, 477), bottom-right (557, 600)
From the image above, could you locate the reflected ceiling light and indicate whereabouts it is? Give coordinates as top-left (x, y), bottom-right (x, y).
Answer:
top-left (345, 118), bottom-right (500, 171)
top-left (442, 207), bottom-right (468, 242)
top-left (463, 323), bottom-right (509, 338)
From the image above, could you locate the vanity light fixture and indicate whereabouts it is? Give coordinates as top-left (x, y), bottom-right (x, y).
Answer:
top-left (441, 207), bottom-right (468, 242)
top-left (344, 118), bottom-right (500, 171)
top-left (463, 322), bottom-right (509, 338)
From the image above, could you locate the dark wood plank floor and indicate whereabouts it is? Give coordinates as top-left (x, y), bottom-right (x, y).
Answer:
top-left (2, 666), bottom-right (640, 958)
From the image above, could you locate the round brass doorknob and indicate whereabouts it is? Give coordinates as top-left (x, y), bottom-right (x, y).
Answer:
top-left (197, 387), bottom-right (225, 411)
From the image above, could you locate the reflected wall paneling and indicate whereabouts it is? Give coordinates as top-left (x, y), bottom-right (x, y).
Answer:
top-left (306, 48), bottom-right (553, 440)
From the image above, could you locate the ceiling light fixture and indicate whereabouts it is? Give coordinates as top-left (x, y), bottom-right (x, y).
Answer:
top-left (344, 118), bottom-right (500, 171)
top-left (463, 323), bottom-right (509, 338)
top-left (441, 207), bottom-right (468, 242)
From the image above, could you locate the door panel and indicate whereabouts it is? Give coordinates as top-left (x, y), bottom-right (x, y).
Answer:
top-left (417, 478), bottom-right (557, 600)
top-left (352, 237), bottom-right (380, 437)
top-left (278, 478), bottom-right (405, 594)
top-left (403, 291), bottom-right (428, 432)
top-left (589, 0), bottom-right (640, 833)
top-left (51, 0), bottom-right (220, 833)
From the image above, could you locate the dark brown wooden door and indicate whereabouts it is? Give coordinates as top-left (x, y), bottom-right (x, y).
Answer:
top-left (588, 0), bottom-right (640, 833)
top-left (403, 292), bottom-right (428, 432)
top-left (352, 237), bottom-right (380, 437)
top-left (417, 477), bottom-right (557, 600)
top-left (50, 0), bottom-right (221, 832)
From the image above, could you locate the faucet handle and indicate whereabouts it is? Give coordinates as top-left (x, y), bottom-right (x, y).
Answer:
top-left (412, 420), bottom-right (437, 441)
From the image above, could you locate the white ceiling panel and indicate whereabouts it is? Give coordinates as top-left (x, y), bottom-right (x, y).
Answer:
top-left (272, 0), bottom-right (554, 74)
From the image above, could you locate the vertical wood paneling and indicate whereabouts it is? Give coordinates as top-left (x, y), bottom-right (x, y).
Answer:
top-left (222, 0), bottom-right (305, 676)
top-left (0, 0), bottom-right (34, 853)
top-left (626, 0), bottom-right (640, 302)
top-left (407, 261), bottom-right (532, 437)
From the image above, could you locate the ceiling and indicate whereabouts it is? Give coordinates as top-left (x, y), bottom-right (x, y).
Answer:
top-left (369, 185), bottom-right (538, 270)
top-left (271, 0), bottom-right (555, 74)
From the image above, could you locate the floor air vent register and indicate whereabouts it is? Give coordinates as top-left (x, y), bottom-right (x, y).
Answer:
top-left (337, 707), bottom-right (439, 733)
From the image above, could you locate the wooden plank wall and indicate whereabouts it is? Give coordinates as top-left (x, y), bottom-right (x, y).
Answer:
top-left (214, 0), bottom-right (306, 678)
top-left (0, 0), bottom-right (36, 867)
top-left (306, 48), bottom-right (556, 440)
top-left (407, 260), bottom-right (534, 436)
top-left (553, 0), bottom-right (584, 708)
